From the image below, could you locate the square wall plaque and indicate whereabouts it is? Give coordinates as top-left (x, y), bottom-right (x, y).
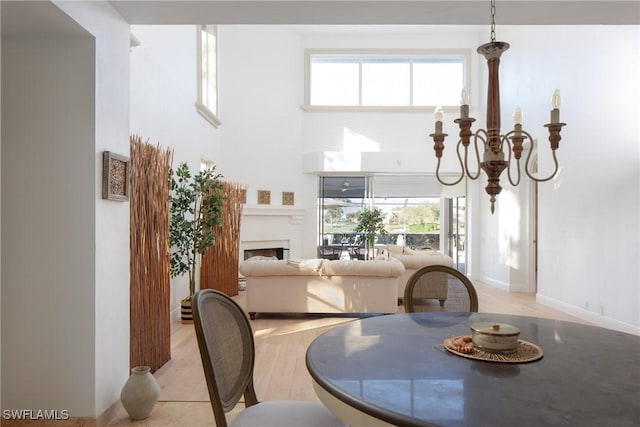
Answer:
top-left (257, 190), bottom-right (271, 205)
top-left (282, 192), bottom-right (294, 206)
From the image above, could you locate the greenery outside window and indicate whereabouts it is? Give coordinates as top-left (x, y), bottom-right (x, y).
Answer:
top-left (304, 49), bottom-right (470, 111)
top-left (196, 25), bottom-right (221, 127)
top-left (318, 176), bottom-right (443, 260)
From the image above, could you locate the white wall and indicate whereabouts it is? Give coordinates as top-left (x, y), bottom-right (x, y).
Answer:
top-left (217, 26), bottom-right (318, 255)
top-left (2, 0), bottom-right (131, 418)
top-left (55, 1), bottom-right (132, 415)
top-left (474, 25), bottom-right (639, 333)
top-left (129, 25), bottom-right (221, 317)
top-left (130, 25), bottom-right (221, 163)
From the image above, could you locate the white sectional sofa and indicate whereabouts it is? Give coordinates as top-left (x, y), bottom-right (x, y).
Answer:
top-left (239, 257), bottom-right (405, 318)
top-left (384, 245), bottom-right (454, 301)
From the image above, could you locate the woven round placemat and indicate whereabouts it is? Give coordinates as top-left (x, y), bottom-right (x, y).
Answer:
top-left (444, 335), bottom-right (544, 363)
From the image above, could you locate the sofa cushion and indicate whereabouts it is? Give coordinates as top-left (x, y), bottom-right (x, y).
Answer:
top-left (391, 251), bottom-right (453, 269)
top-left (239, 259), bottom-right (323, 277)
top-left (319, 258), bottom-right (404, 277)
top-left (287, 258), bottom-right (325, 270)
top-left (239, 257), bottom-right (405, 278)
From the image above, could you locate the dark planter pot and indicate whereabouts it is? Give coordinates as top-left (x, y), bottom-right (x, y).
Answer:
top-left (181, 298), bottom-right (193, 323)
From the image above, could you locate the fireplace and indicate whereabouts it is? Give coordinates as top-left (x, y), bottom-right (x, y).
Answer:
top-left (239, 206), bottom-right (305, 267)
top-left (244, 247), bottom-right (289, 260)
top-left (241, 239), bottom-right (291, 262)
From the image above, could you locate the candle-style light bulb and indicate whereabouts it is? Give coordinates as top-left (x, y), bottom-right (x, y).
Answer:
top-left (513, 107), bottom-right (523, 125)
top-left (460, 87), bottom-right (470, 106)
top-left (513, 107), bottom-right (523, 138)
top-left (552, 89), bottom-right (562, 109)
top-left (434, 106), bottom-right (443, 133)
top-left (551, 89), bottom-right (561, 123)
top-left (460, 88), bottom-right (470, 118)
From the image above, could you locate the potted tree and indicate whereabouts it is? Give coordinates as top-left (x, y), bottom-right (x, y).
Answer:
top-left (169, 162), bottom-right (225, 322)
top-left (354, 206), bottom-right (387, 260)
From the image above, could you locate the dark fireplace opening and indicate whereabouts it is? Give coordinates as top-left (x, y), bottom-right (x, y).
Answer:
top-left (244, 247), bottom-right (288, 260)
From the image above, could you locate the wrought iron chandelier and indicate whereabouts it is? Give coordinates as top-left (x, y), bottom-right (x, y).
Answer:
top-left (431, 0), bottom-right (566, 213)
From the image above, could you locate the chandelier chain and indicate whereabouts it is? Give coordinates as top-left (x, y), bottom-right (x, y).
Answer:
top-left (490, 0), bottom-right (496, 42)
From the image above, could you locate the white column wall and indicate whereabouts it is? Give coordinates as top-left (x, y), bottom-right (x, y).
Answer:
top-left (55, 1), bottom-right (132, 415)
top-left (2, 36), bottom-right (97, 415)
top-left (1, 0), bottom-right (132, 417)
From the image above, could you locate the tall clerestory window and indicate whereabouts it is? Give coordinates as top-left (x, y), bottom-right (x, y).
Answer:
top-left (196, 25), bottom-right (221, 127)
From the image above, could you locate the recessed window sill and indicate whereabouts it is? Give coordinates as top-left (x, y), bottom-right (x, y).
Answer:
top-left (196, 102), bottom-right (222, 128)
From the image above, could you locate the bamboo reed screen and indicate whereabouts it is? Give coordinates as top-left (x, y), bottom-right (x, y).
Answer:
top-left (129, 135), bottom-right (172, 372)
top-left (201, 181), bottom-right (246, 296)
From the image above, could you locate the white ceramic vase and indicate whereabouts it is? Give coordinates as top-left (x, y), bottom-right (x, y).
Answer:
top-left (120, 366), bottom-right (160, 420)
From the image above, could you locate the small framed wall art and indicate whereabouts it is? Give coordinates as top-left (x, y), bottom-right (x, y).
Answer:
top-left (257, 190), bottom-right (271, 205)
top-left (102, 151), bottom-right (130, 202)
top-left (282, 192), bottom-right (294, 206)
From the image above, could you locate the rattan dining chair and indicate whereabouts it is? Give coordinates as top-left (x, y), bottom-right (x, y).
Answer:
top-left (192, 289), bottom-right (346, 427)
top-left (403, 265), bottom-right (479, 313)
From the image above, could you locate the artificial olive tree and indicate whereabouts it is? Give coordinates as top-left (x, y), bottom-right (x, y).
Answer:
top-left (169, 162), bottom-right (225, 299)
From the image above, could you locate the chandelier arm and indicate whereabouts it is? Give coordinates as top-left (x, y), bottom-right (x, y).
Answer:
top-left (463, 131), bottom-right (484, 181)
top-left (525, 144), bottom-right (560, 182)
top-left (435, 142), bottom-right (465, 186)
top-left (502, 131), bottom-right (521, 187)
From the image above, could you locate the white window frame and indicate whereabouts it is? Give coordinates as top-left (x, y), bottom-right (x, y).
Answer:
top-left (303, 48), bottom-right (471, 113)
top-left (196, 24), bottom-right (222, 127)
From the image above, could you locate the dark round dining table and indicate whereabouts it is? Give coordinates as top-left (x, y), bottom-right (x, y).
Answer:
top-left (306, 312), bottom-right (640, 427)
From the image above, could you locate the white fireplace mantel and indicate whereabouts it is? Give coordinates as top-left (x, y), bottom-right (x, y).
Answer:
top-left (239, 205), bottom-right (308, 261)
top-left (241, 205), bottom-right (306, 225)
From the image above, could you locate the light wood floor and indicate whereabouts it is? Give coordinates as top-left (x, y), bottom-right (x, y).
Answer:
top-left (107, 281), bottom-right (589, 426)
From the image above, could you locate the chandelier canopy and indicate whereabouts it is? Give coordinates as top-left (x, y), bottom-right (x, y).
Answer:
top-left (431, 0), bottom-right (566, 213)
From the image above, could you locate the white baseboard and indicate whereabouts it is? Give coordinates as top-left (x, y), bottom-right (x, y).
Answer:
top-left (536, 294), bottom-right (640, 336)
top-left (478, 276), bottom-right (510, 290)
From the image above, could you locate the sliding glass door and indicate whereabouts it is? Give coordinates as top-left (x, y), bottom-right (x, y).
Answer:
top-left (318, 175), bottom-right (446, 259)
top-left (318, 176), bottom-right (367, 259)
top-left (446, 196), bottom-right (466, 273)
top-left (372, 196), bottom-right (441, 250)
